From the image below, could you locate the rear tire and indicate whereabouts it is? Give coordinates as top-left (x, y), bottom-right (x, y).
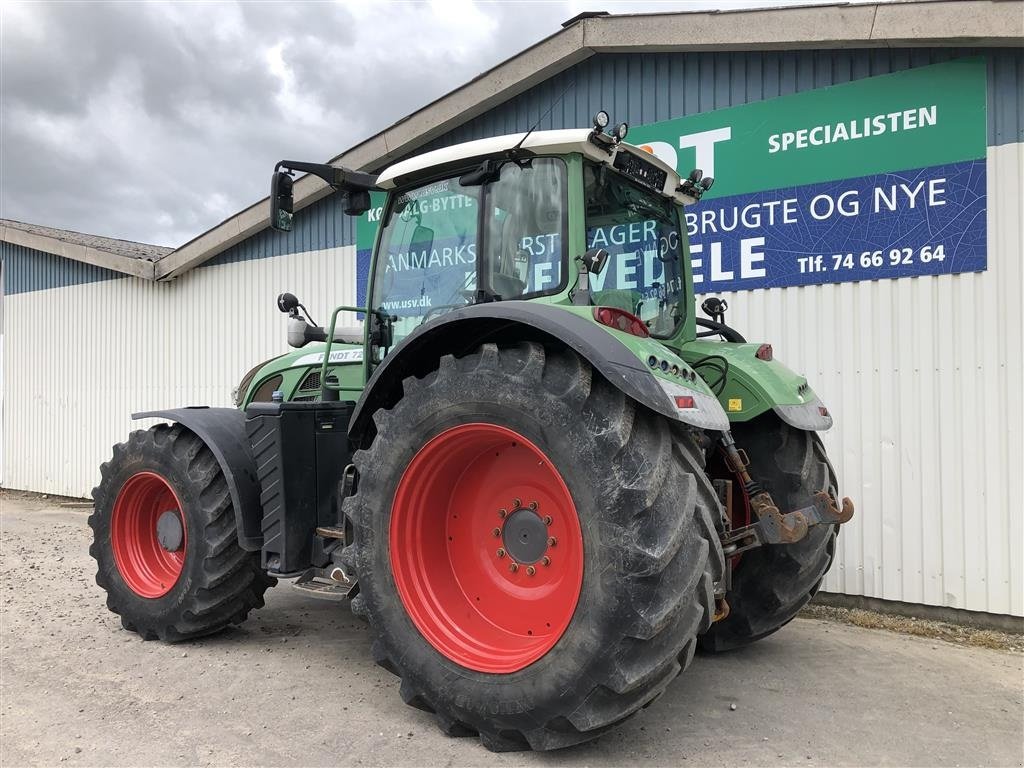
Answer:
top-left (342, 342), bottom-right (725, 751)
top-left (700, 415), bottom-right (838, 652)
top-left (90, 423), bottom-right (274, 641)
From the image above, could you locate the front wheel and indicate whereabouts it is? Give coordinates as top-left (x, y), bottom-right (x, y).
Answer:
top-left (90, 423), bottom-right (274, 641)
top-left (700, 415), bottom-right (839, 652)
top-left (342, 342), bottom-right (725, 751)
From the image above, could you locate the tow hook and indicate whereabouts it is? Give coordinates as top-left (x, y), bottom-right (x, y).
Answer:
top-left (716, 431), bottom-right (855, 556)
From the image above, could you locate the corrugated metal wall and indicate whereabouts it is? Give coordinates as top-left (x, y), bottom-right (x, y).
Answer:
top-left (417, 48), bottom-right (1022, 155)
top-left (2, 48), bottom-right (1021, 616)
top-left (1, 246), bottom-right (359, 495)
top-left (723, 141), bottom-right (1021, 617)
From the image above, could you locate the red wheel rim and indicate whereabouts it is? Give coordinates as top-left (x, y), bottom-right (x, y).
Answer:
top-left (110, 471), bottom-right (187, 598)
top-left (390, 423), bottom-right (584, 673)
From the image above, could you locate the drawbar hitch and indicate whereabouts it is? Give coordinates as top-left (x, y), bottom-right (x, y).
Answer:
top-left (716, 431), bottom-right (854, 558)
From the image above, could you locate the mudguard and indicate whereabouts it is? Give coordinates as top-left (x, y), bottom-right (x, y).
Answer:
top-left (348, 301), bottom-right (729, 440)
top-left (680, 340), bottom-right (833, 431)
top-left (133, 407), bottom-right (263, 550)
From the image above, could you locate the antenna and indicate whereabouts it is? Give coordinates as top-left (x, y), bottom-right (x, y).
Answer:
top-left (510, 79), bottom-right (577, 155)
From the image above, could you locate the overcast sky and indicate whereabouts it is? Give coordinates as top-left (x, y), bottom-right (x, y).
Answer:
top-left (2, 0), bottom-right (872, 248)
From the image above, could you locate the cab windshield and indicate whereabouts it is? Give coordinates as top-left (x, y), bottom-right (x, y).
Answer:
top-left (371, 158), bottom-right (568, 347)
top-left (583, 160), bottom-right (685, 337)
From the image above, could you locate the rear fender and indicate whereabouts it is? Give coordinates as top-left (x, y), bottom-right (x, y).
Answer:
top-left (133, 407), bottom-right (262, 550)
top-left (348, 301), bottom-right (729, 442)
top-left (680, 340), bottom-right (833, 431)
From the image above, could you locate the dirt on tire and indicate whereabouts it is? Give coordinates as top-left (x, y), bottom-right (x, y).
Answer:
top-left (342, 342), bottom-right (726, 751)
top-left (90, 423), bottom-right (274, 641)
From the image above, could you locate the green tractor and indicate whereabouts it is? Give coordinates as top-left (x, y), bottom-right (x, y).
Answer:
top-left (90, 112), bottom-right (853, 752)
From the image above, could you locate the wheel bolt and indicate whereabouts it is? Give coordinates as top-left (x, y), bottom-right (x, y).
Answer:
top-left (496, 548), bottom-right (506, 558)
top-left (547, 537), bottom-right (558, 547)
top-left (509, 562), bottom-right (519, 573)
top-left (512, 498), bottom-right (521, 509)
top-left (526, 566), bottom-right (536, 576)
top-left (529, 501), bottom-right (538, 511)
top-left (498, 508), bottom-right (507, 518)
top-left (492, 527), bottom-right (501, 537)
top-left (543, 515), bottom-right (552, 526)
top-left (542, 556), bottom-right (551, 566)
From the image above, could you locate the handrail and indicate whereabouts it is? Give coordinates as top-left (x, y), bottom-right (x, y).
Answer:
top-left (319, 304), bottom-right (368, 395)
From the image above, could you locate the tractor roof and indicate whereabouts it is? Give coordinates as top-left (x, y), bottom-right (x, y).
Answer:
top-left (375, 129), bottom-right (684, 199)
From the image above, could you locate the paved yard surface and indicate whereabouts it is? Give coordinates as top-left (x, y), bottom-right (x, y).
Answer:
top-left (2, 492), bottom-right (1022, 767)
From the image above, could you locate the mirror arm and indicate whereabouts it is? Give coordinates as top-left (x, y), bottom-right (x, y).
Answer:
top-left (275, 160), bottom-right (379, 193)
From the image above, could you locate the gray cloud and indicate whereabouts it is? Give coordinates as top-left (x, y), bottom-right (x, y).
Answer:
top-left (1, 0), bottom-right (849, 247)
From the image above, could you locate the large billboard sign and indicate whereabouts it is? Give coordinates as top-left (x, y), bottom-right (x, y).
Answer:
top-left (357, 58), bottom-right (987, 305)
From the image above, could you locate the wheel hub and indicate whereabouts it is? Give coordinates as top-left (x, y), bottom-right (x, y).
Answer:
top-left (501, 505), bottom-right (548, 564)
top-left (156, 510), bottom-right (184, 552)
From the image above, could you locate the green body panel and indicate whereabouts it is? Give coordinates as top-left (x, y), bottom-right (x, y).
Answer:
top-left (679, 340), bottom-right (817, 422)
top-left (241, 343), bottom-right (365, 407)
top-left (554, 305), bottom-right (717, 398)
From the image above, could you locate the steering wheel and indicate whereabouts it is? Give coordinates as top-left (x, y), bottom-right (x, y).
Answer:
top-left (695, 317), bottom-right (746, 343)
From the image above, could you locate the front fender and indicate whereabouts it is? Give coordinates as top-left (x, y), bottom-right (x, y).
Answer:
top-left (680, 341), bottom-right (833, 431)
top-left (133, 407), bottom-right (263, 550)
top-left (348, 302), bottom-right (729, 440)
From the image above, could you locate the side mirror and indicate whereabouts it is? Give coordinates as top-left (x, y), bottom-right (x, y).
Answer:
top-left (345, 189), bottom-right (371, 216)
top-left (270, 171), bottom-right (294, 232)
top-left (582, 247), bottom-right (609, 275)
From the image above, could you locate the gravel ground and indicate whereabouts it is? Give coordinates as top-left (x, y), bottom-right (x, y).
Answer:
top-left (2, 490), bottom-right (1022, 767)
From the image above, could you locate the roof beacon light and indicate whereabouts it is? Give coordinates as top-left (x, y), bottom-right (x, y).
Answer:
top-left (593, 110), bottom-right (610, 130)
top-left (614, 122), bottom-right (629, 142)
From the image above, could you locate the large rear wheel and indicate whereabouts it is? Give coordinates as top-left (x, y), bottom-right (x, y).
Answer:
top-left (343, 342), bottom-right (725, 751)
top-left (700, 414), bottom-right (839, 652)
top-left (90, 424), bottom-right (274, 641)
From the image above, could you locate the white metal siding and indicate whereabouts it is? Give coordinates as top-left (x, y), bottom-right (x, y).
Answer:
top-left (1, 145), bottom-right (1020, 617)
top-left (717, 142), bottom-right (1023, 617)
top-left (1, 245), bottom-right (358, 498)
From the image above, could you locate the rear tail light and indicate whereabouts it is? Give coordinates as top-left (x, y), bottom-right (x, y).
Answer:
top-left (755, 343), bottom-right (773, 361)
top-left (593, 306), bottom-right (650, 338)
top-left (818, 405), bottom-right (830, 417)
top-left (674, 395), bottom-right (696, 409)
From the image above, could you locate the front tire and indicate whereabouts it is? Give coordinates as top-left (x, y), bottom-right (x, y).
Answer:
top-left (343, 343), bottom-right (725, 751)
top-left (700, 415), bottom-right (838, 652)
top-left (90, 423), bottom-right (274, 641)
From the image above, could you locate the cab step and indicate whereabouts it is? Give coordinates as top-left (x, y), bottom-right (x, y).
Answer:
top-left (291, 566), bottom-right (354, 601)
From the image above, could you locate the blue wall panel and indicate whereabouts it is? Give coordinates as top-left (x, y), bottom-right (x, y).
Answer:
top-left (204, 190), bottom-right (356, 268)
top-left (418, 48), bottom-right (1022, 156)
top-left (1, 242), bottom-right (124, 296)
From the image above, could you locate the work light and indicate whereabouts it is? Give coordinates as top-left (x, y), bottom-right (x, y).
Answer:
top-left (593, 110), bottom-right (610, 130)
